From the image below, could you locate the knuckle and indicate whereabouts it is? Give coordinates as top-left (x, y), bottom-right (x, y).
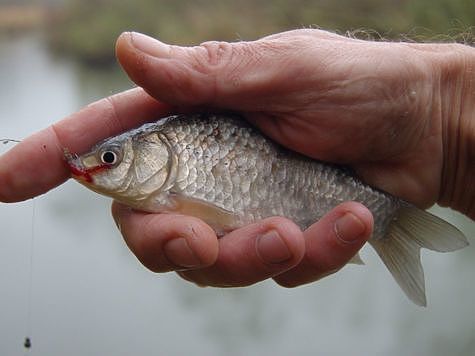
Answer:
top-left (134, 217), bottom-right (175, 273)
top-left (136, 215), bottom-right (209, 274)
top-left (262, 216), bottom-right (301, 235)
top-left (102, 96), bottom-right (124, 137)
top-left (198, 40), bottom-right (235, 68)
top-left (194, 41), bottom-right (261, 80)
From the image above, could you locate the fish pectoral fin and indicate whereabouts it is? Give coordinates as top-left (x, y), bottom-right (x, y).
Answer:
top-left (169, 193), bottom-right (239, 236)
top-left (370, 205), bottom-right (468, 307)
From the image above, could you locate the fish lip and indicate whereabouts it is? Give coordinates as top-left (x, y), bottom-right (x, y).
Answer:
top-left (63, 148), bottom-right (114, 184)
top-left (69, 163), bottom-right (93, 183)
top-left (63, 148), bottom-right (95, 183)
top-left (66, 158), bottom-right (93, 183)
top-left (67, 160), bottom-right (110, 184)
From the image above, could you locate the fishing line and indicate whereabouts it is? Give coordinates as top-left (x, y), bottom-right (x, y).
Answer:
top-left (0, 138), bottom-right (31, 355)
top-left (0, 138), bottom-right (21, 144)
top-left (0, 138), bottom-right (31, 350)
top-left (24, 198), bottom-right (36, 353)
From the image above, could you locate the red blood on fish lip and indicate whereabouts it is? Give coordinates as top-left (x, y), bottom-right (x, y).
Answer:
top-left (66, 161), bottom-right (108, 183)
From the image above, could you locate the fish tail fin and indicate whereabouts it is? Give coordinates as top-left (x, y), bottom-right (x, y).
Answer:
top-left (369, 205), bottom-right (468, 306)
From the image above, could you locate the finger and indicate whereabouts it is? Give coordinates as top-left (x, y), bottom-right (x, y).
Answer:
top-left (177, 217), bottom-right (305, 287)
top-left (115, 32), bottom-right (315, 110)
top-left (273, 202), bottom-right (373, 287)
top-left (261, 28), bottom-right (352, 42)
top-left (112, 202), bottom-right (218, 272)
top-left (0, 88), bottom-right (170, 202)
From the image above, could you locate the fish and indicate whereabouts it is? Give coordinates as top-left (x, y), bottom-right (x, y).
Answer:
top-left (66, 113), bottom-right (468, 306)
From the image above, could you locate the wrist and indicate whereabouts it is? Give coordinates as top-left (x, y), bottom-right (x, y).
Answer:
top-left (434, 43), bottom-right (475, 218)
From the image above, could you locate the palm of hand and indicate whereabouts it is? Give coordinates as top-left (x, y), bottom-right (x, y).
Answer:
top-left (119, 29), bottom-right (442, 207)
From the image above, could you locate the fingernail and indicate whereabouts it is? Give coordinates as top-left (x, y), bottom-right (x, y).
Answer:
top-left (130, 32), bottom-right (171, 58)
top-left (335, 212), bottom-right (366, 243)
top-left (163, 238), bottom-right (201, 268)
top-left (256, 230), bottom-right (292, 264)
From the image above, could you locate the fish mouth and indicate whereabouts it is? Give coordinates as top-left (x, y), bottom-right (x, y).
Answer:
top-left (63, 148), bottom-right (106, 184)
top-left (67, 161), bottom-right (93, 183)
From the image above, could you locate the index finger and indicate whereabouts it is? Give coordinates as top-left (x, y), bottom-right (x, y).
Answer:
top-left (0, 88), bottom-right (171, 202)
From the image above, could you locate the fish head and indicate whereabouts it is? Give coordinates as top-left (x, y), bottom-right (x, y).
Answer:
top-left (65, 127), bottom-right (177, 207)
top-left (66, 136), bottom-right (133, 190)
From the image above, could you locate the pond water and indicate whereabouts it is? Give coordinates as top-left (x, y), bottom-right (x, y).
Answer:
top-left (1, 34), bottom-right (474, 356)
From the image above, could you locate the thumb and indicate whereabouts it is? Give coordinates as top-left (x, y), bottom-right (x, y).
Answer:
top-left (115, 31), bottom-right (307, 109)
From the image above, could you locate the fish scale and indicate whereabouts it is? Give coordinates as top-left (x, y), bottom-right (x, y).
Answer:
top-left (67, 113), bottom-right (468, 306)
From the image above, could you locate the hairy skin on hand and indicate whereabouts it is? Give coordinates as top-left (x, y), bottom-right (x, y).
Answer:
top-left (432, 43), bottom-right (475, 219)
top-left (117, 30), bottom-right (473, 215)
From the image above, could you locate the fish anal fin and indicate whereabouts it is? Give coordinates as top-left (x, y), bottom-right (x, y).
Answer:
top-left (170, 193), bottom-right (239, 236)
top-left (348, 252), bottom-right (365, 265)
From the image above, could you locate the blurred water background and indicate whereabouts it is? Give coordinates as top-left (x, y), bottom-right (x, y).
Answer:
top-left (0, 1), bottom-right (474, 355)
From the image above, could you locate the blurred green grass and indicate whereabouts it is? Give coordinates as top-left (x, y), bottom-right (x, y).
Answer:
top-left (6, 0), bottom-right (475, 65)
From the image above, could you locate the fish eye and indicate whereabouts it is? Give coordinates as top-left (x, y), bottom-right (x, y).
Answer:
top-left (100, 150), bottom-right (118, 165)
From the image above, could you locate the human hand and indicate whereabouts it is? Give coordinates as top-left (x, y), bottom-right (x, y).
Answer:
top-left (115, 30), bottom-right (474, 212)
top-left (110, 29), bottom-right (474, 286)
top-left (1, 29), bottom-right (473, 288)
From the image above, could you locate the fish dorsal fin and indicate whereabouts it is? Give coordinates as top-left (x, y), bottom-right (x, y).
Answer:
top-left (170, 193), bottom-right (239, 236)
top-left (370, 205), bottom-right (468, 307)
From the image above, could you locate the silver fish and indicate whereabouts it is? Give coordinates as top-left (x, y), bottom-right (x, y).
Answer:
top-left (66, 113), bottom-right (468, 306)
